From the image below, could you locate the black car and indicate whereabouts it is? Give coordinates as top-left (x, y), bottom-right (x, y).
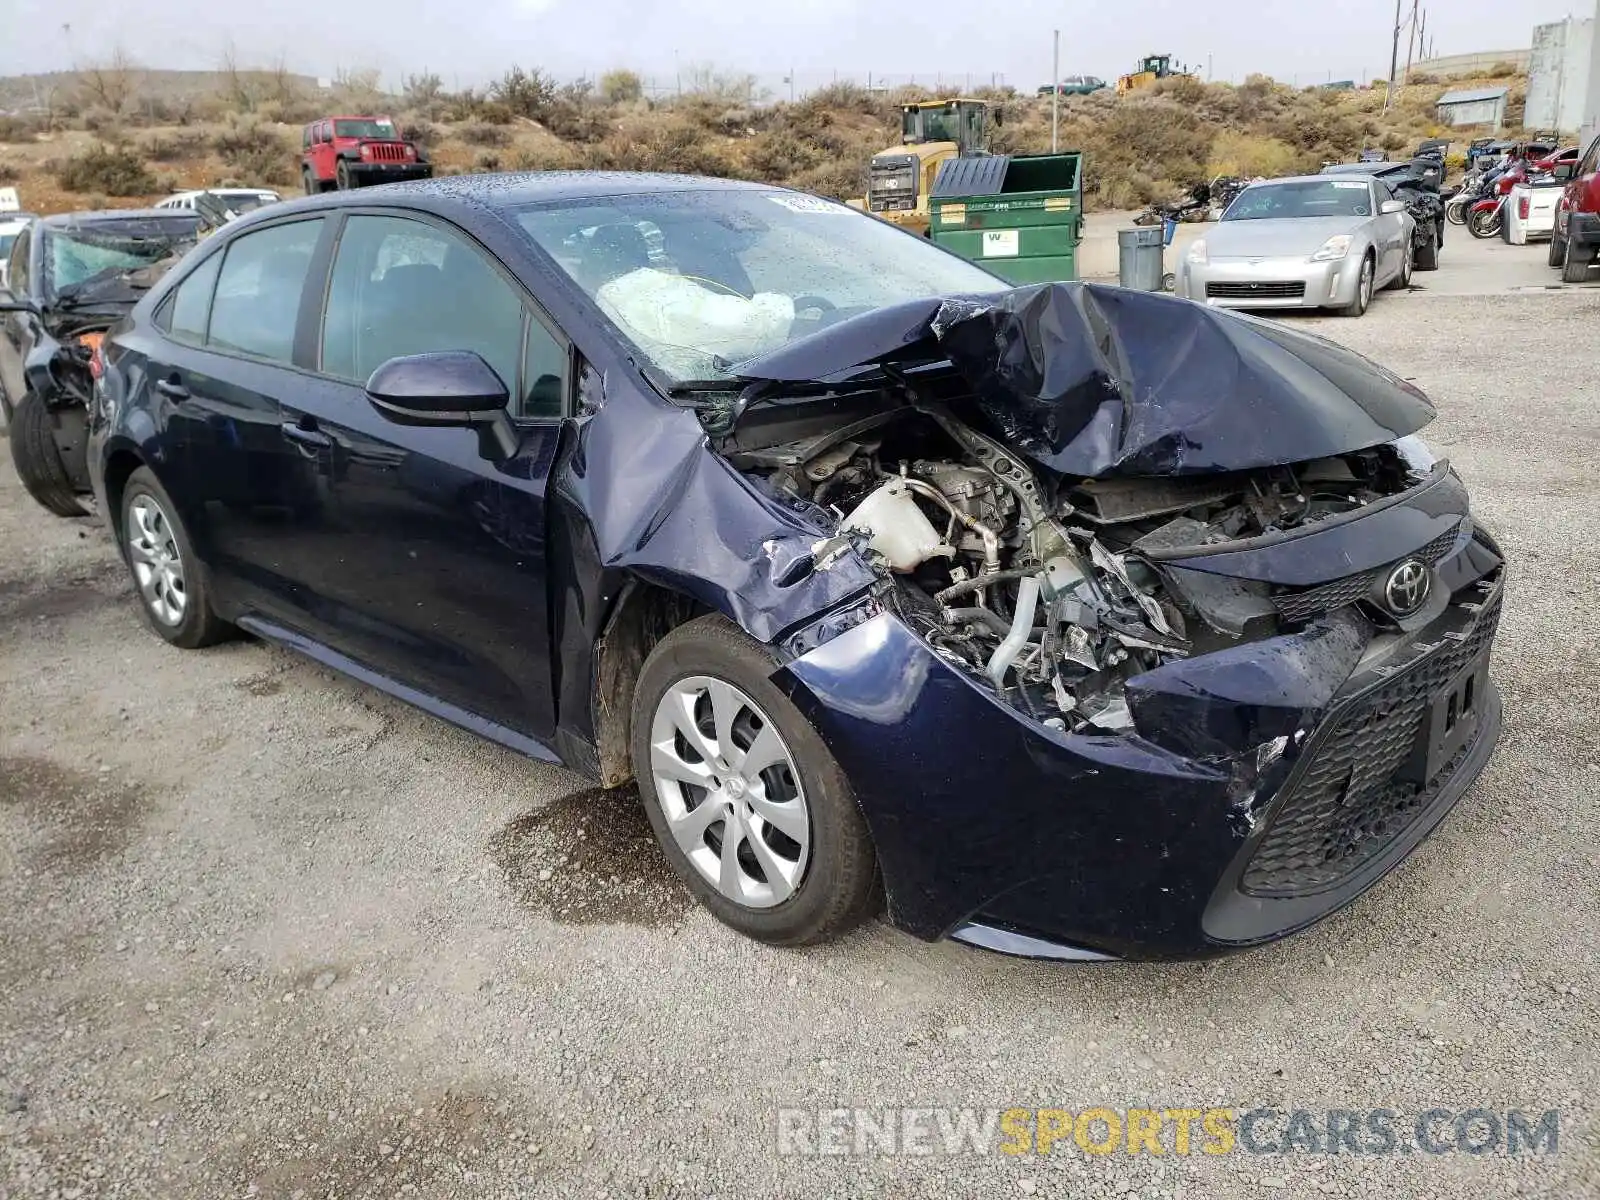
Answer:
top-left (1, 208), bottom-right (203, 515)
top-left (85, 174), bottom-right (1505, 961)
top-left (1320, 159), bottom-right (1446, 268)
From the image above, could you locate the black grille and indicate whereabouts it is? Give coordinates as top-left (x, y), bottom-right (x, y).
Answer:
top-left (1272, 521), bottom-right (1465, 624)
top-left (1241, 584), bottom-right (1501, 897)
top-left (1206, 281), bottom-right (1306, 299)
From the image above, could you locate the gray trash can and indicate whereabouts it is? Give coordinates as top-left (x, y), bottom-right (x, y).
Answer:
top-left (1118, 227), bottom-right (1165, 291)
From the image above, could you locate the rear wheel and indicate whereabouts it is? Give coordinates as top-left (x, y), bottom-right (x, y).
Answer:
top-left (117, 467), bottom-right (231, 649)
top-left (1416, 228), bottom-right (1439, 271)
top-left (1562, 237), bottom-right (1595, 284)
top-left (8, 391), bottom-right (88, 518)
top-left (302, 168), bottom-right (316, 196)
top-left (629, 614), bottom-right (879, 945)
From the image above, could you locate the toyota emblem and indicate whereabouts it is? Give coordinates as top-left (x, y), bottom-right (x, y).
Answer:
top-left (1384, 560), bottom-right (1430, 615)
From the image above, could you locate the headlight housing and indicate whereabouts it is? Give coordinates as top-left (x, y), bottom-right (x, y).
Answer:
top-left (1310, 235), bottom-right (1354, 262)
top-left (1186, 238), bottom-right (1208, 265)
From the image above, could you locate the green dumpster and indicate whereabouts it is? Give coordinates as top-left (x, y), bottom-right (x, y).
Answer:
top-left (927, 152), bottom-right (1085, 284)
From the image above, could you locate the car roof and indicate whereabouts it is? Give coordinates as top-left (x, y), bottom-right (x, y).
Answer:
top-left (1248, 174), bottom-right (1375, 187)
top-left (237, 171), bottom-right (785, 227)
top-left (40, 208), bottom-right (204, 228)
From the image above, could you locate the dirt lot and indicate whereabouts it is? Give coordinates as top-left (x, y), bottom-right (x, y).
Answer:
top-left (2, 268), bottom-right (1599, 1198)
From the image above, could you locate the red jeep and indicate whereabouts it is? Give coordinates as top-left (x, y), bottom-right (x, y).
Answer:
top-left (300, 115), bottom-right (433, 193)
top-left (1550, 133), bottom-right (1600, 283)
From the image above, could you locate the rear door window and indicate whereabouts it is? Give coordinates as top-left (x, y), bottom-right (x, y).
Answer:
top-left (205, 219), bottom-right (324, 363)
top-left (165, 251), bottom-right (224, 342)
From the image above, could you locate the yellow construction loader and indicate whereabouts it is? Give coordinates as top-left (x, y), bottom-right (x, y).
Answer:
top-left (850, 98), bottom-right (992, 236)
top-left (1116, 54), bottom-right (1197, 94)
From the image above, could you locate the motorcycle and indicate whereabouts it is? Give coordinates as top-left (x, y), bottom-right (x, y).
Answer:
top-left (1466, 195), bottom-right (1506, 239)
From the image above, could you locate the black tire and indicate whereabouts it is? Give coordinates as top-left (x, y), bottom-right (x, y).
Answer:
top-left (302, 168), bottom-right (317, 196)
top-left (1435, 218), bottom-right (1444, 249)
top-left (1416, 228), bottom-right (1439, 271)
top-left (1562, 237), bottom-right (1595, 285)
top-left (629, 614), bottom-right (879, 945)
top-left (1133, 210), bottom-right (1158, 227)
top-left (1548, 227), bottom-right (1567, 268)
top-left (1337, 253), bottom-right (1374, 317)
top-left (1385, 243), bottom-right (1414, 290)
top-left (117, 467), bottom-right (231, 649)
top-left (8, 391), bottom-right (89, 518)
top-left (335, 159), bottom-right (352, 191)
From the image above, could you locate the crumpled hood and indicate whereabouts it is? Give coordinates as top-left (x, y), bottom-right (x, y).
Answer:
top-left (735, 282), bottom-right (1434, 477)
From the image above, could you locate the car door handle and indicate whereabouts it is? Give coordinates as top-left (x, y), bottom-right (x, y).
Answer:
top-left (280, 420), bottom-right (332, 450)
top-left (155, 375), bottom-right (189, 400)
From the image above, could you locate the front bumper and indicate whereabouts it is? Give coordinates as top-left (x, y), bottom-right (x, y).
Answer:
top-left (1178, 255), bottom-right (1364, 310)
top-left (777, 519), bottom-right (1505, 961)
top-left (343, 161), bottom-right (433, 186)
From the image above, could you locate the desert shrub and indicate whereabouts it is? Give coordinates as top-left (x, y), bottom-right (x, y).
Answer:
top-left (599, 69), bottom-right (643, 105)
top-left (54, 144), bottom-right (156, 195)
top-left (511, 144), bottom-right (579, 171)
top-left (211, 117), bottom-right (292, 186)
top-left (138, 133), bottom-right (185, 162)
top-left (783, 159), bottom-right (864, 202)
top-left (81, 105), bottom-right (122, 134)
top-left (403, 72), bottom-right (448, 120)
top-left (586, 117), bottom-right (735, 177)
top-left (255, 97), bottom-right (321, 126)
top-left (0, 114), bottom-right (38, 142)
top-left (801, 82), bottom-right (890, 119)
top-left (746, 129), bottom-right (823, 181)
top-left (0, 161), bottom-right (19, 184)
top-left (1408, 72), bottom-right (1440, 86)
top-left (86, 193), bottom-right (108, 211)
top-left (473, 150), bottom-right (502, 171)
top-left (459, 122), bottom-right (511, 147)
top-left (490, 66), bottom-right (557, 120)
top-left (1207, 130), bottom-right (1310, 179)
top-left (1380, 130), bottom-right (1407, 152)
top-left (400, 119), bottom-right (438, 146)
top-left (1487, 62), bottom-right (1518, 77)
top-left (475, 101), bottom-right (515, 126)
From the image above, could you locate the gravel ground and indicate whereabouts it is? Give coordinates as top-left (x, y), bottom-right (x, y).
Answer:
top-left (2, 283), bottom-right (1598, 1199)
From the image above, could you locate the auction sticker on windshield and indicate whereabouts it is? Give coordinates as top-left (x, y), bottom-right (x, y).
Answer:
top-left (768, 195), bottom-right (849, 214)
top-left (1331, 181), bottom-right (1369, 189)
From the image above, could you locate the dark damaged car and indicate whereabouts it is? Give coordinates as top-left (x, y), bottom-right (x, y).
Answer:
top-left (85, 175), bottom-right (1505, 961)
top-left (1, 208), bottom-right (203, 516)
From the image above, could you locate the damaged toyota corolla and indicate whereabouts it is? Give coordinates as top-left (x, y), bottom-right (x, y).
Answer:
top-left (89, 176), bottom-right (1504, 961)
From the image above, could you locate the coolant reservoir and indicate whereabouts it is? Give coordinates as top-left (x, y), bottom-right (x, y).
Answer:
top-left (840, 480), bottom-right (955, 573)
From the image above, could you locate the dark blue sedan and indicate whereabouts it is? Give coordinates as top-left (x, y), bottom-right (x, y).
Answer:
top-left (87, 173), bottom-right (1505, 960)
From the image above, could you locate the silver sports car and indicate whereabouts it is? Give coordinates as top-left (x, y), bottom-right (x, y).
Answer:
top-left (1176, 175), bottom-right (1415, 317)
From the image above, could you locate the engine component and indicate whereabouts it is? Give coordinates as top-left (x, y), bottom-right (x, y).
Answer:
top-left (837, 479), bottom-right (955, 573)
top-left (986, 575), bottom-right (1042, 687)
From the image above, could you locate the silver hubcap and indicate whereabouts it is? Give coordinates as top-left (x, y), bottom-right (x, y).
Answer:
top-left (1361, 262), bottom-right (1372, 305)
top-left (126, 495), bottom-right (187, 626)
top-left (648, 676), bottom-right (810, 909)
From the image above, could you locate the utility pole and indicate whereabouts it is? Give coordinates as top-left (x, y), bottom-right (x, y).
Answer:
top-left (1417, 9), bottom-right (1427, 69)
top-left (1208, 53), bottom-right (1214, 82)
top-left (1051, 29), bottom-right (1060, 152)
top-left (1404, 0), bottom-right (1419, 84)
top-left (1384, 0), bottom-right (1403, 110)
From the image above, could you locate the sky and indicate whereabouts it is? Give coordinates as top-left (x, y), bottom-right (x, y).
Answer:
top-left (0, 0), bottom-right (1586, 98)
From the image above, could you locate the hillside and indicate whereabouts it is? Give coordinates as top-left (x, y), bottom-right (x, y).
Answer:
top-left (0, 66), bottom-right (1533, 217)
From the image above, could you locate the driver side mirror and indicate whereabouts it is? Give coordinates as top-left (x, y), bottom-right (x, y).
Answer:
top-left (1379, 199), bottom-right (1406, 215)
top-left (366, 350), bottom-right (518, 461)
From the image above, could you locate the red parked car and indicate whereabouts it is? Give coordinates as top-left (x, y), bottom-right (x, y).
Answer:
top-left (300, 115), bottom-right (432, 193)
top-left (1550, 134), bottom-right (1600, 283)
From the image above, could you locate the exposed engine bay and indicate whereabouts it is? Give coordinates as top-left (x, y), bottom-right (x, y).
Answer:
top-left (723, 401), bottom-right (1430, 734)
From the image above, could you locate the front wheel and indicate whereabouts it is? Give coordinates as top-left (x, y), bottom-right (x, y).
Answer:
top-left (629, 614), bottom-right (879, 945)
top-left (1467, 206), bottom-right (1502, 239)
top-left (1337, 254), bottom-right (1374, 317)
top-left (117, 467), bottom-right (232, 649)
top-left (335, 159), bottom-right (352, 191)
top-left (302, 168), bottom-right (316, 197)
top-left (8, 391), bottom-right (89, 518)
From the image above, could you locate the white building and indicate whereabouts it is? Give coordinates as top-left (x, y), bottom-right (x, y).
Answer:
top-left (1584, 0), bottom-right (1600, 149)
top-left (1435, 86), bottom-right (1510, 129)
top-left (1527, 17), bottom-right (1595, 132)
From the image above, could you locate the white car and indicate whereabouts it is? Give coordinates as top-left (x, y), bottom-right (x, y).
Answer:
top-left (0, 213), bottom-right (36, 291)
top-left (154, 188), bottom-right (281, 219)
top-left (1503, 182), bottom-right (1561, 245)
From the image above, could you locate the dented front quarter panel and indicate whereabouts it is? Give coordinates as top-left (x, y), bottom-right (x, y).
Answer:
top-left (552, 371), bottom-right (878, 642)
